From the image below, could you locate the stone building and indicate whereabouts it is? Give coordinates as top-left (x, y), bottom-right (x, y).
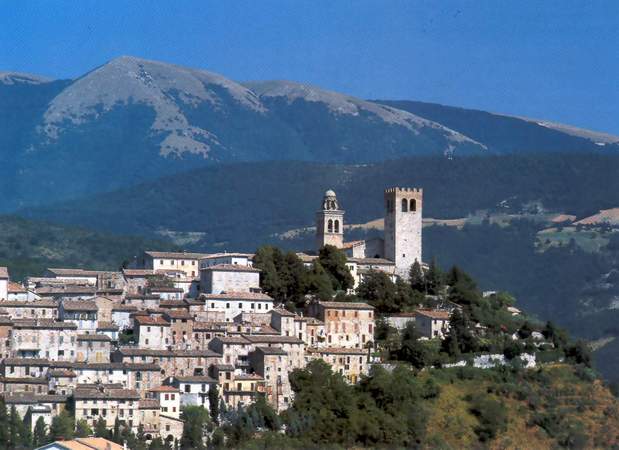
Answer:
top-left (198, 292), bottom-right (274, 322)
top-left (313, 187), bottom-right (423, 279)
top-left (140, 251), bottom-right (208, 279)
top-left (134, 315), bottom-right (171, 349)
top-left (0, 267), bottom-right (9, 301)
top-left (148, 385), bottom-right (181, 418)
top-left (307, 301), bottom-right (375, 349)
top-left (76, 334), bottom-right (111, 363)
top-left (0, 300), bottom-right (58, 320)
top-left (59, 300), bottom-right (98, 331)
top-left (415, 309), bottom-right (451, 339)
top-left (306, 347), bottom-right (369, 383)
top-left (199, 264), bottom-right (261, 294)
top-left (168, 375), bottom-right (217, 409)
top-left (249, 346), bottom-right (293, 411)
top-left (74, 385), bottom-right (141, 432)
top-left (9, 320), bottom-right (78, 360)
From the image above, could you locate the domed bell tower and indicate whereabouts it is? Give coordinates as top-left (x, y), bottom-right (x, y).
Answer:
top-left (316, 189), bottom-right (344, 250)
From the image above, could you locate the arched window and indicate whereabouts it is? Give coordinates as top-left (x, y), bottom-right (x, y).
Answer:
top-left (401, 199), bottom-right (408, 212)
top-left (334, 220), bottom-right (340, 233)
top-left (328, 219), bottom-right (333, 233)
top-left (410, 199), bottom-right (417, 212)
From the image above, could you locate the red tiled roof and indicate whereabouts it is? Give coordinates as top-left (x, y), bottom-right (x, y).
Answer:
top-left (201, 292), bottom-right (272, 301)
top-left (416, 309), bottom-right (451, 320)
top-left (134, 315), bottom-right (170, 326)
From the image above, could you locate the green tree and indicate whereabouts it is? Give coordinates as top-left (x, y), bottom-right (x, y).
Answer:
top-left (33, 416), bottom-right (48, 448)
top-left (307, 261), bottom-right (334, 300)
top-left (356, 270), bottom-right (398, 313)
top-left (94, 416), bottom-right (110, 439)
top-left (0, 398), bottom-right (8, 447)
top-left (208, 385), bottom-right (220, 425)
top-left (75, 419), bottom-right (93, 438)
top-left (49, 410), bottom-right (74, 441)
top-left (425, 257), bottom-right (445, 295)
top-left (442, 309), bottom-right (478, 356)
top-left (317, 245), bottom-right (354, 292)
top-left (398, 323), bottom-right (438, 369)
top-left (409, 260), bottom-right (425, 293)
top-left (148, 437), bottom-right (167, 450)
top-left (180, 406), bottom-right (209, 450)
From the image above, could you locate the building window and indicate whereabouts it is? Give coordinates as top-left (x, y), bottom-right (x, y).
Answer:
top-left (410, 199), bottom-right (417, 212)
top-left (327, 219), bottom-right (333, 233)
top-left (334, 220), bottom-right (339, 233)
top-left (401, 199), bottom-right (408, 212)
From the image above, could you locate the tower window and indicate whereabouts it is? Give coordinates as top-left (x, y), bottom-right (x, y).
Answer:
top-left (410, 199), bottom-right (417, 212)
top-left (334, 220), bottom-right (340, 233)
top-left (328, 219), bottom-right (333, 233)
top-left (401, 199), bottom-right (408, 212)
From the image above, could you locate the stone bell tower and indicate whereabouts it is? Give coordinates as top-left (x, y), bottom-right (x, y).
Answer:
top-left (316, 189), bottom-right (344, 250)
top-left (384, 187), bottom-right (423, 277)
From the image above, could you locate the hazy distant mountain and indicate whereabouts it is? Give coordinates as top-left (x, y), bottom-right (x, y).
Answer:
top-left (1, 55), bottom-right (616, 209)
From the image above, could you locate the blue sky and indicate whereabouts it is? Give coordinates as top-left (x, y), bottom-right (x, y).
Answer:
top-left (1, 0), bottom-right (618, 134)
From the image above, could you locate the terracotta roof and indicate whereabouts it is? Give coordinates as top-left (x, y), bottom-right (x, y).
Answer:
top-left (150, 287), bottom-right (184, 293)
top-left (385, 312), bottom-right (417, 318)
top-left (48, 369), bottom-right (77, 378)
top-left (0, 299), bottom-right (57, 308)
top-left (97, 322), bottom-right (119, 331)
top-left (0, 376), bottom-right (48, 384)
top-left (61, 300), bottom-right (98, 311)
top-left (116, 348), bottom-right (220, 358)
top-left (7, 282), bottom-right (25, 293)
top-left (255, 346), bottom-right (288, 355)
top-left (416, 309), bottom-right (451, 320)
top-left (164, 310), bottom-right (194, 320)
top-left (112, 305), bottom-right (138, 312)
top-left (77, 334), bottom-right (112, 342)
top-left (2, 392), bottom-right (67, 404)
top-left (243, 334), bottom-right (304, 344)
top-left (201, 264), bottom-right (260, 273)
top-left (134, 315), bottom-right (170, 326)
top-left (74, 387), bottom-right (140, 400)
top-left (202, 292), bottom-right (272, 301)
top-left (149, 385), bottom-right (179, 393)
top-left (145, 251), bottom-right (209, 259)
top-left (3, 357), bottom-right (51, 366)
top-left (319, 301), bottom-right (374, 310)
top-left (12, 319), bottom-right (77, 330)
top-left (159, 300), bottom-right (190, 308)
top-left (139, 398), bottom-right (160, 409)
top-left (271, 308), bottom-right (295, 317)
top-left (214, 336), bottom-right (250, 345)
top-left (0, 267), bottom-right (8, 279)
top-left (122, 269), bottom-right (155, 277)
top-left (174, 375), bottom-right (217, 383)
top-left (307, 346), bottom-right (367, 355)
top-left (72, 362), bottom-right (160, 371)
top-left (47, 268), bottom-right (114, 277)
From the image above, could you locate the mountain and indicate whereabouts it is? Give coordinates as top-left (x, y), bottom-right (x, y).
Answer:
top-left (377, 99), bottom-right (619, 154)
top-left (1, 55), bottom-right (617, 210)
top-left (20, 153), bottom-right (619, 249)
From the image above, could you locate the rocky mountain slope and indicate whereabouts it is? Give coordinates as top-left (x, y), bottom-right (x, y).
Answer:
top-left (1, 56), bottom-right (617, 210)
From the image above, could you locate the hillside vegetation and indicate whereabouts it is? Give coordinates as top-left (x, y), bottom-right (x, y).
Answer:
top-left (0, 215), bottom-right (175, 280)
top-left (21, 153), bottom-right (619, 251)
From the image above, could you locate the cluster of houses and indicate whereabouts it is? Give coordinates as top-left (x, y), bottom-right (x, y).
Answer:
top-left (0, 187), bottom-right (455, 445)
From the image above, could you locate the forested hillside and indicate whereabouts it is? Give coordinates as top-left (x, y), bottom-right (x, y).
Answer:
top-left (21, 153), bottom-right (619, 251)
top-left (0, 215), bottom-right (175, 280)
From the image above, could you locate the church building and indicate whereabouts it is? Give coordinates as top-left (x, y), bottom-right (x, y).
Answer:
top-left (314, 187), bottom-right (423, 279)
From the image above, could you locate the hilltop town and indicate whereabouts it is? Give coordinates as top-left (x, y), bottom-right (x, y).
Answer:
top-left (0, 188), bottom-right (613, 449)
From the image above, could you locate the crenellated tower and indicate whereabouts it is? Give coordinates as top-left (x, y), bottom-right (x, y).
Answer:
top-left (316, 189), bottom-right (344, 250)
top-left (384, 187), bottom-right (423, 277)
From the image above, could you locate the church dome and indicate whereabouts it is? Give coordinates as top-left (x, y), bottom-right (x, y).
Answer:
top-left (322, 189), bottom-right (339, 210)
top-left (324, 189), bottom-right (336, 197)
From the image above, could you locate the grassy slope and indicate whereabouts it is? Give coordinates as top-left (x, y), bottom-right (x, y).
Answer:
top-left (424, 365), bottom-right (619, 449)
